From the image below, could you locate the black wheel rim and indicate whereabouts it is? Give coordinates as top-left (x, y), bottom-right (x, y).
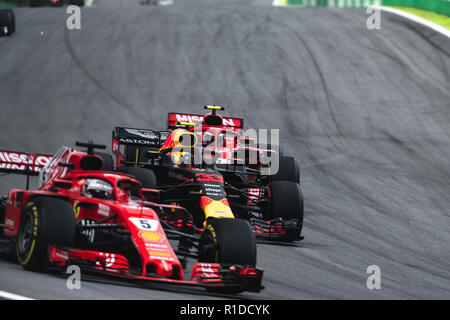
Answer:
top-left (17, 211), bottom-right (33, 255)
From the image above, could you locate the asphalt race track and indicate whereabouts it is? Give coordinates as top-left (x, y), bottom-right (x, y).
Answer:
top-left (0, 0), bottom-right (449, 299)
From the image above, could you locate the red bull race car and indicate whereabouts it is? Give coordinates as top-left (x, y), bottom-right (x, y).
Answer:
top-left (0, 141), bottom-right (263, 294)
top-left (110, 106), bottom-right (304, 242)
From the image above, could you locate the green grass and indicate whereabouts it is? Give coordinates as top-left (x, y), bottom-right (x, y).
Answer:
top-left (0, 1), bottom-right (18, 7)
top-left (387, 6), bottom-right (450, 30)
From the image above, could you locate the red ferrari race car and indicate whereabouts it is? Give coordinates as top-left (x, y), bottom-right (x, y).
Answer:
top-left (110, 106), bottom-right (304, 242)
top-left (0, 141), bottom-right (263, 294)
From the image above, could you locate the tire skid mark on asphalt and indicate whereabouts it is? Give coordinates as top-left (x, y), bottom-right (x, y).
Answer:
top-left (278, 11), bottom-right (450, 289)
top-left (306, 208), bottom-right (450, 287)
top-left (63, 27), bottom-right (156, 126)
top-left (327, 10), bottom-right (450, 264)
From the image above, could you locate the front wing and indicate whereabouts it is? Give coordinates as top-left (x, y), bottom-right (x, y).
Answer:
top-left (49, 246), bottom-right (263, 293)
top-left (250, 217), bottom-right (302, 241)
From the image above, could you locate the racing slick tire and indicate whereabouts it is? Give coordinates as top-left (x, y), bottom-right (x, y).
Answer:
top-left (119, 167), bottom-right (157, 188)
top-left (198, 218), bottom-right (257, 293)
top-left (0, 9), bottom-right (15, 36)
top-left (16, 197), bottom-right (76, 271)
top-left (95, 152), bottom-right (115, 172)
top-left (271, 155), bottom-right (300, 184)
top-left (70, 0), bottom-right (85, 6)
top-left (198, 218), bottom-right (256, 294)
top-left (199, 218), bottom-right (256, 266)
top-left (265, 144), bottom-right (283, 157)
top-left (267, 181), bottom-right (303, 241)
top-left (29, 0), bottom-right (45, 6)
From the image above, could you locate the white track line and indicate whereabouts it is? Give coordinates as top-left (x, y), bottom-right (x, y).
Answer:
top-left (374, 5), bottom-right (450, 39)
top-left (0, 290), bottom-right (35, 300)
top-left (271, 2), bottom-right (449, 39)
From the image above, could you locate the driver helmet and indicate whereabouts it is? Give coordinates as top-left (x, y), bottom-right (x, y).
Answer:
top-left (82, 179), bottom-right (114, 199)
top-left (171, 151), bottom-right (193, 167)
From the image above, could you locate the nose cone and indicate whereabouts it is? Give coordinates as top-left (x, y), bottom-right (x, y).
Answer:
top-left (155, 259), bottom-right (174, 277)
top-left (144, 258), bottom-right (180, 279)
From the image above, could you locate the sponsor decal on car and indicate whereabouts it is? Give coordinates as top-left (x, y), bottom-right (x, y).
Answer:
top-left (5, 218), bottom-right (14, 228)
top-left (97, 204), bottom-right (110, 217)
top-left (145, 243), bottom-right (169, 249)
top-left (124, 128), bottom-right (159, 140)
top-left (140, 231), bottom-right (163, 242)
top-left (0, 151), bottom-right (52, 173)
top-left (119, 138), bottom-right (157, 145)
top-left (167, 113), bottom-right (243, 129)
top-left (148, 251), bottom-right (171, 257)
top-left (129, 218), bottom-right (159, 231)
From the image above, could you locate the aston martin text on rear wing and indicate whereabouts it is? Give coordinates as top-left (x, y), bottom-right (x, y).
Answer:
top-left (0, 150), bottom-right (52, 176)
top-left (112, 127), bottom-right (170, 149)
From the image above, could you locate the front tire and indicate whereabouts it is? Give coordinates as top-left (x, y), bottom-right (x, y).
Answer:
top-left (267, 181), bottom-right (303, 241)
top-left (198, 218), bottom-right (256, 267)
top-left (16, 197), bottom-right (76, 270)
top-left (198, 218), bottom-right (257, 293)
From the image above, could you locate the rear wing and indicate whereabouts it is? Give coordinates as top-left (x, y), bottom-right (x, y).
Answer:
top-left (0, 150), bottom-right (52, 176)
top-left (167, 112), bottom-right (244, 130)
top-left (112, 127), bottom-right (170, 150)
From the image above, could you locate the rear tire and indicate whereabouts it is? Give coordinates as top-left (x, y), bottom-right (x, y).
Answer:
top-left (70, 0), bottom-right (85, 6)
top-left (16, 197), bottom-right (76, 270)
top-left (267, 181), bottom-right (303, 240)
top-left (29, 0), bottom-right (45, 7)
top-left (5, 9), bottom-right (14, 35)
top-left (95, 152), bottom-right (115, 172)
top-left (271, 156), bottom-right (300, 184)
top-left (0, 9), bottom-right (14, 36)
top-left (119, 167), bottom-right (157, 188)
top-left (265, 144), bottom-right (283, 157)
